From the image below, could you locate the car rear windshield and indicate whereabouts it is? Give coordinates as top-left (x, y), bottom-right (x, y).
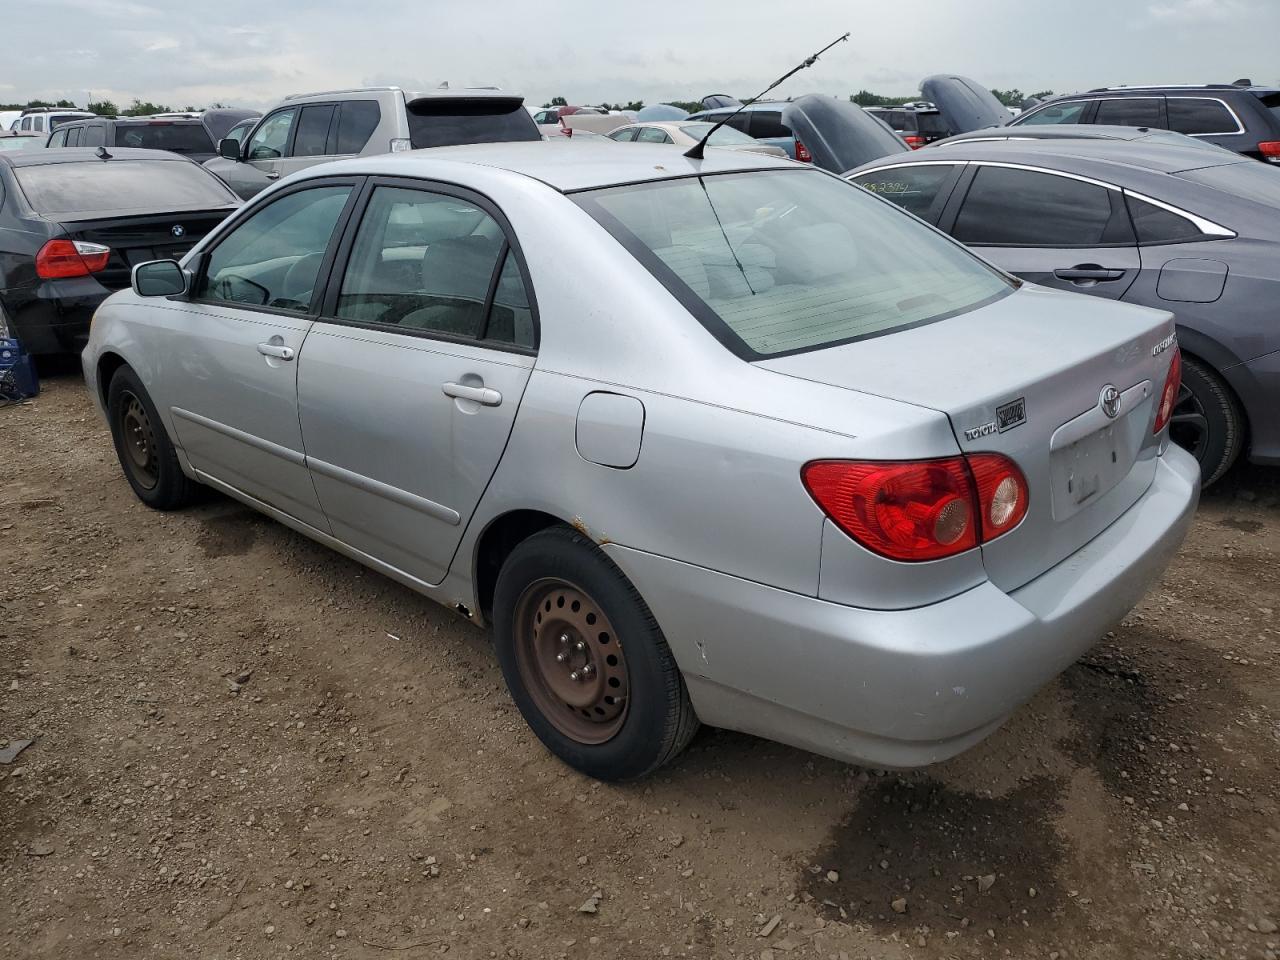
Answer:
top-left (1178, 161), bottom-right (1280, 208)
top-left (406, 98), bottom-right (541, 149)
top-left (1256, 92), bottom-right (1280, 122)
top-left (916, 112), bottom-right (949, 134)
top-left (575, 169), bottom-right (1011, 358)
top-left (15, 160), bottom-right (237, 217)
top-left (114, 121), bottom-right (215, 154)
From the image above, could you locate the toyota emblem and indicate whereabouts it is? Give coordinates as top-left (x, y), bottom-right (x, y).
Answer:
top-left (1099, 384), bottom-right (1122, 419)
top-left (170, 224), bottom-right (186, 238)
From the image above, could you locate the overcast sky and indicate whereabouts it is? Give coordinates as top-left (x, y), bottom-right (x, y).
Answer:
top-left (4, 0), bottom-right (1276, 111)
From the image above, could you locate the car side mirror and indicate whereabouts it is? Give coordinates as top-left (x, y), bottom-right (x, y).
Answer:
top-left (132, 260), bottom-right (187, 298)
top-left (218, 137), bottom-right (241, 161)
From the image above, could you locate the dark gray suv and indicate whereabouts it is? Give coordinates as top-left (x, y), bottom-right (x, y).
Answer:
top-left (1010, 83), bottom-right (1280, 163)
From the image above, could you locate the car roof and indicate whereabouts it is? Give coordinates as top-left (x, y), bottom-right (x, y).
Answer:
top-left (860, 137), bottom-right (1247, 177)
top-left (690, 101), bottom-right (789, 115)
top-left (1046, 83), bottom-right (1280, 100)
top-left (309, 141), bottom-right (794, 192)
top-left (0, 147), bottom-right (197, 168)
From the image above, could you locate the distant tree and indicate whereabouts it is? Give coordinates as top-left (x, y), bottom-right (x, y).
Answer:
top-left (121, 98), bottom-right (174, 116)
top-left (990, 88), bottom-right (1025, 107)
top-left (550, 96), bottom-right (567, 107)
top-left (667, 100), bottom-right (705, 114)
top-left (87, 100), bottom-right (118, 116)
top-left (1027, 89), bottom-right (1055, 101)
top-left (850, 90), bottom-right (917, 107)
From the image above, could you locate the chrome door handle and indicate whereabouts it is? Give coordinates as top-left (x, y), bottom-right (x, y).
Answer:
top-left (442, 382), bottom-right (502, 406)
top-left (1054, 265), bottom-right (1126, 282)
top-left (265, 172), bottom-right (281, 180)
top-left (257, 342), bottom-right (295, 361)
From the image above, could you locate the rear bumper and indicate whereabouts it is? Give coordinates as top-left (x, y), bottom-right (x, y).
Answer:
top-left (604, 445), bottom-right (1200, 768)
top-left (2, 283), bottom-right (109, 356)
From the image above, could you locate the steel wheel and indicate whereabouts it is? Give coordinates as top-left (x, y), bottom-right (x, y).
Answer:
top-left (513, 579), bottom-right (630, 745)
top-left (117, 390), bottom-right (159, 490)
top-left (1169, 382), bottom-right (1209, 465)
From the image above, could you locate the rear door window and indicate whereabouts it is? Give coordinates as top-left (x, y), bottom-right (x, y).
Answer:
top-left (851, 164), bottom-right (961, 222)
top-left (952, 166), bottom-right (1131, 246)
top-left (1019, 100), bottom-right (1089, 125)
top-left (1094, 98), bottom-right (1162, 128)
top-left (1166, 98), bottom-right (1238, 135)
top-left (608, 127), bottom-right (638, 141)
top-left (748, 111), bottom-right (790, 139)
top-left (14, 160), bottom-right (238, 217)
top-left (65, 127), bottom-right (82, 147)
top-left (293, 104), bottom-right (336, 157)
top-left (82, 124), bottom-right (106, 147)
top-left (333, 100), bottom-right (381, 154)
top-left (334, 185), bottom-right (526, 344)
top-left (406, 98), bottom-right (541, 148)
top-left (637, 127), bottom-right (671, 143)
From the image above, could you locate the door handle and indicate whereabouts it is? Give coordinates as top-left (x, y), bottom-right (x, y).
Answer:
top-left (265, 172), bottom-right (281, 180)
top-left (257, 342), bottom-right (295, 361)
top-left (442, 382), bottom-right (502, 406)
top-left (1054, 265), bottom-right (1126, 282)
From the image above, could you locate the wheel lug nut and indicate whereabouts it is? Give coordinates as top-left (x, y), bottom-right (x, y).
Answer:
top-left (569, 670), bottom-right (581, 681)
top-left (559, 633), bottom-right (570, 645)
top-left (555, 652), bottom-right (569, 663)
top-left (581, 664), bottom-right (594, 677)
top-left (574, 640), bottom-right (586, 651)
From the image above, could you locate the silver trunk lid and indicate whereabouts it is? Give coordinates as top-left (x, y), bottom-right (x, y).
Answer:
top-left (757, 284), bottom-right (1177, 592)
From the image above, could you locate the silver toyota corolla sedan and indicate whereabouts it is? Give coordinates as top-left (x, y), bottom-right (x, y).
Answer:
top-left (82, 142), bottom-right (1199, 781)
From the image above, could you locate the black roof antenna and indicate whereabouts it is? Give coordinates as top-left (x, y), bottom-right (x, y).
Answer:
top-left (95, 146), bottom-right (112, 160)
top-left (684, 32), bottom-right (850, 161)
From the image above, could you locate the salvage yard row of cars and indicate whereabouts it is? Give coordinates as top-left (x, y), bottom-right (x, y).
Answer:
top-left (2, 72), bottom-right (1278, 781)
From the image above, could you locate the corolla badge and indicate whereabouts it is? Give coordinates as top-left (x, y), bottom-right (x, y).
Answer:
top-left (170, 224), bottom-right (186, 238)
top-left (1100, 384), bottom-right (1122, 419)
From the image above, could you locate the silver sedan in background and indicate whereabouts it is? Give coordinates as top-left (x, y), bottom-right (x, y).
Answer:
top-left (82, 144), bottom-right (1197, 781)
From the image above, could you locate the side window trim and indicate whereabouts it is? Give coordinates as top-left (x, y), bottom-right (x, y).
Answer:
top-left (187, 176), bottom-right (366, 319)
top-left (1123, 189), bottom-right (1236, 240)
top-left (946, 161), bottom-right (1136, 249)
top-left (316, 175), bottom-right (539, 354)
top-left (1166, 96), bottom-right (1246, 136)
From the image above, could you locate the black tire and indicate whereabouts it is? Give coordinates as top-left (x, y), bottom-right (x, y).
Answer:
top-left (492, 526), bottom-right (698, 781)
top-left (106, 365), bottom-right (199, 510)
top-left (1170, 355), bottom-right (1244, 488)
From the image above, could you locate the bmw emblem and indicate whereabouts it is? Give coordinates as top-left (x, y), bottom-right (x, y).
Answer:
top-left (170, 224), bottom-right (186, 238)
top-left (1099, 384), bottom-right (1122, 419)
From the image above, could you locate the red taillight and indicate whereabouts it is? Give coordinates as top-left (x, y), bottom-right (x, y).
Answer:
top-left (903, 134), bottom-right (926, 149)
top-left (1258, 141), bottom-right (1280, 161)
top-left (802, 454), bottom-right (1029, 562)
top-left (794, 139), bottom-right (812, 163)
top-left (35, 239), bottom-right (110, 279)
top-left (966, 453), bottom-right (1030, 541)
top-left (1153, 346), bottom-right (1182, 435)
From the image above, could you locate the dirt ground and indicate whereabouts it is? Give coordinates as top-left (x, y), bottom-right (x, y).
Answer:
top-left (2, 374), bottom-right (1278, 960)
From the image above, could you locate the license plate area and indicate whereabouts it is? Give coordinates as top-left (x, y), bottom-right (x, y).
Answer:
top-left (1050, 424), bottom-right (1128, 520)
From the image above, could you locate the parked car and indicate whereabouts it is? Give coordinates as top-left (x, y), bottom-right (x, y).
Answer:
top-left (848, 138), bottom-right (1280, 483)
top-left (205, 86), bottom-right (541, 199)
top-left (607, 121), bottom-right (787, 156)
top-left (0, 148), bottom-right (239, 355)
top-left (560, 113), bottom-right (630, 137)
top-left (921, 75), bottom-right (1014, 134)
top-left (0, 111), bottom-right (23, 132)
top-left (531, 105), bottom-right (602, 138)
top-left (1009, 83), bottom-right (1280, 163)
top-left (932, 123), bottom-right (1240, 155)
top-left (218, 117), bottom-right (258, 153)
top-left (685, 100), bottom-right (813, 159)
top-left (865, 102), bottom-right (952, 148)
top-left (48, 116), bottom-right (224, 162)
top-left (11, 107), bottom-right (96, 135)
top-left (83, 142), bottom-right (1195, 781)
top-left (0, 131), bottom-right (45, 153)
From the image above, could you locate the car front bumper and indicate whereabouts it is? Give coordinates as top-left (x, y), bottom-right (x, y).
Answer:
top-left (603, 444), bottom-right (1200, 769)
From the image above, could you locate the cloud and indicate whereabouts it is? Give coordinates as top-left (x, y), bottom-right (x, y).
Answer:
top-left (1147, 0), bottom-right (1255, 21)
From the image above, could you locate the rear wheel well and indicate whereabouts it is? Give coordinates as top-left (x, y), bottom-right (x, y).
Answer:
top-left (475, 510), bottom-right (565, 619)
top-left (96, 352), bottom-right (128, 407)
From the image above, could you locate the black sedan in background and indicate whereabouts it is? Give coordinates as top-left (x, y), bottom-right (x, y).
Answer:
top-left (0, 148), bottom-right (240, 355)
